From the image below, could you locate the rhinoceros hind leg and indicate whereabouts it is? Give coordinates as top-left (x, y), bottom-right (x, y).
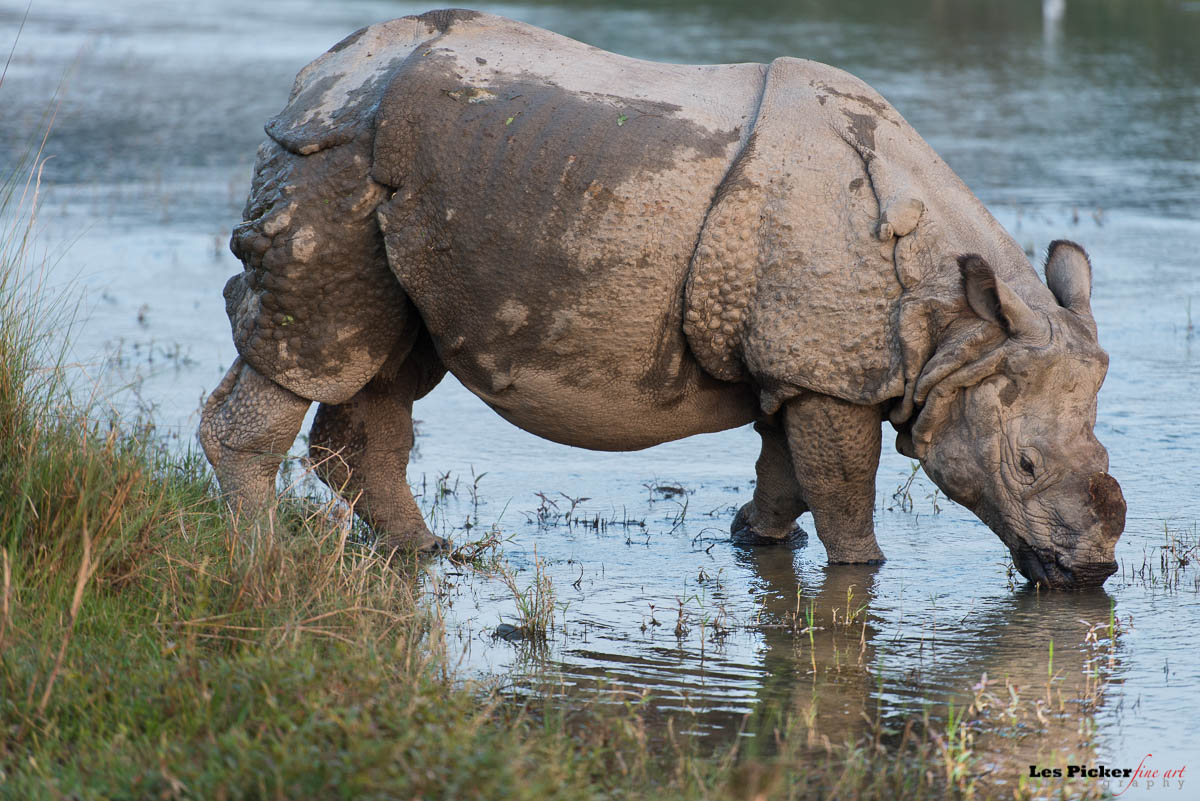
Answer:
top-left (782, 394), bottom-right (886, 564)
top-left (731, 419), bottom-right (809, 547)
top-left (309, 332), bottom-right (447, 555)
top-left (199, 356), bottom-right (311, 516)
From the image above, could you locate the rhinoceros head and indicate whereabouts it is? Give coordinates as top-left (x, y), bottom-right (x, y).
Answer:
top-left (901, 241), bottom-right (1125, 589)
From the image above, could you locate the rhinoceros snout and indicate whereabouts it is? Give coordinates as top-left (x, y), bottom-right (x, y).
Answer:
top-left (1015, 546), bottom-right (1118, 589)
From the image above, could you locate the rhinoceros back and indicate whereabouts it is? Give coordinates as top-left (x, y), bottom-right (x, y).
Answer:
top-left (362, 14), bottom-right (766, 448)
top-left (225, 9), bottom-right (769, 425)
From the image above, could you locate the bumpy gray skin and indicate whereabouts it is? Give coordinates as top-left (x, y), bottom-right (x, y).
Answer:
top-left (199, 9), bottom-right (1125, 586)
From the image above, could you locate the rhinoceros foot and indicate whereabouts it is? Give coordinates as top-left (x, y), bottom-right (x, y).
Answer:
top-left (730, 503), bottom-right (808, 548)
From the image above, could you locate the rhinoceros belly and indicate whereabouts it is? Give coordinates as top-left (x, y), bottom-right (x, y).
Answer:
top-left (370, 19), bottom-right (766, 449)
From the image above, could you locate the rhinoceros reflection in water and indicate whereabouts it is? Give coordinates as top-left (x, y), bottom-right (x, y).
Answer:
top-left (734, 553), bottom-right (1118, 753)
top-left (493, 551), bottom-right (1120, 786)
top-left (719, 552), bottom-right (1120, 785)
top-left (199, 9), bottom-right (1124, 588)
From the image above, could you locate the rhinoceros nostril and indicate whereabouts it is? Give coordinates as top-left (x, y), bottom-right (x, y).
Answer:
top-left (1088, 472), bottom-right (1126, 529)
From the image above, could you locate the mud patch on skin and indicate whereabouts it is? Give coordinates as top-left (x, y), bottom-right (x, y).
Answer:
top-left (415, 8), bottom-right (483, 33)
top-left (999, 379), bottom-right (1019, 406)
top-left (267, 56), bottom-right (412, 155)
top-left (814, 81), bottom-right (896, 120)
top-left (843, 111), bottom-right (878, 153)
top-left (496, 299), bottom-right (530, 335)
top-left (266, 16), bottom-right (444, 155)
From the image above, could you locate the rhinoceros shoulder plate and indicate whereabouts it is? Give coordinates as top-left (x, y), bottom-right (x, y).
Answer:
top-left (685, 58), bottom-right (910, 409)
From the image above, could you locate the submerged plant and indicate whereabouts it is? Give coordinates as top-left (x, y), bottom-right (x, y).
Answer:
top-left (498, 548), bottom-right (555, 641)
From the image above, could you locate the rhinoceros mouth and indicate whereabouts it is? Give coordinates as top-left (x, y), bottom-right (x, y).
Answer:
top-left (1013, 545), bottom-right (1117, 589)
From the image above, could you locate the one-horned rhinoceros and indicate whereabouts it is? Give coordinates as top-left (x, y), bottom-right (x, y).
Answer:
top-left (199, 9), bottom-right (1126, 588)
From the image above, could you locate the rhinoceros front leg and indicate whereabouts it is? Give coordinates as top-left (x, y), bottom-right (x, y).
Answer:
top-left (730, 419), bottom-right (809, 545)
top-left (199, 356), bottom-right (311, 515)
top-left (783, 393), bottom-right (886, 564)
top-left (308, 338), bottom-right (447, 555)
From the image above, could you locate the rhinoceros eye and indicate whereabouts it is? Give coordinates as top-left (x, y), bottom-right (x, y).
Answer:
top-left (1019, 454), bottom-right (1036, 477)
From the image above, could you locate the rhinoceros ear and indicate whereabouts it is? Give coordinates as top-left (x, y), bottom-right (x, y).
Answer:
top-left (1044, 240), bottom-right (1093, 316)
top-left (959, 254), bottom-right (1049, 342)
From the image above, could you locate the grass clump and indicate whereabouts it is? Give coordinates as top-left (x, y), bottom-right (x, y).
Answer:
top-left (498, 548), bottom-right (556, 641)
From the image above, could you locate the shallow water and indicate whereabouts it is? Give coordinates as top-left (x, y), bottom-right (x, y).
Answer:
top-left (5, 0), bottom-right (1199, 794)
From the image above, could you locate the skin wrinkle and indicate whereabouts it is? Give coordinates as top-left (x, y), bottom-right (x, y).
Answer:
top-left (681, 64), bottom-right (769, 361)
top-left (990, 310), bottom-right (1055, 350)
top-left (830, 121), bottom-right (904, 291)
top-left (1050, 514), bottom-right (1081, 550)
top-left (1020, 467), bottom-right (1062, 503)
top-left (995, 405), bottom-right (1051, 494)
